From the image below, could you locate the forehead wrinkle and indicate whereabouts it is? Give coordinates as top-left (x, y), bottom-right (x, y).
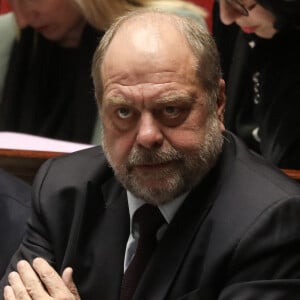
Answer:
top-left (103, 71), bottom-right (191, 89)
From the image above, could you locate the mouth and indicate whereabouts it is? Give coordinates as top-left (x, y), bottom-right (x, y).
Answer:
top-left (35, 25), bottom-right (48, 33)
top-left (134, 162), bottom-right (172, 170)
top-left (240, 26), bottom-right (257, 34)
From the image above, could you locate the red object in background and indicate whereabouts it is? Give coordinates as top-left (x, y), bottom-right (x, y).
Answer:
top-left (187, 0), bottom-right (214, 32)
top-left (0, 0), bottom-right (12, 14)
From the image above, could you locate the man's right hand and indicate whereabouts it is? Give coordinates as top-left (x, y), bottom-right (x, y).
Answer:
top-left (3, 258), bottom-right (81, 300)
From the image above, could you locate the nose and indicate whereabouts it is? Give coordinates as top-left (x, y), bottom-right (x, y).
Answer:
top-left (219, 0), bottom-right (242, 25)
top-left (11, 2), bottom-right (33, 29)
top-left (136, 113), bottom-right (164, 149)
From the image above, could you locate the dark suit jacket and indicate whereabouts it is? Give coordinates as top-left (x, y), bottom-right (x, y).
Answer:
top-left (1, 132), bottom-right (300, 299)
top-left (0, 169), bottom-right (31, 277)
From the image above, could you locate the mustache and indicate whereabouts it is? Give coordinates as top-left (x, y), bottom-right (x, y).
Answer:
top-left (127, 147), bottom-right (183, 166)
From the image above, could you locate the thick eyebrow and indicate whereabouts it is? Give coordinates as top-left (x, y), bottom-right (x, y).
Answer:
top-left (155, 94), bottom-right (196, 105)
top-left (104, 96), bottom-right (130, 106)
top-left (104, 94), bottom-right (196, 107)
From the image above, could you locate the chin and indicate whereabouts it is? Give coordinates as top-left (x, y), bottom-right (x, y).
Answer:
top-left (256, 29), bottom-right (277, 39)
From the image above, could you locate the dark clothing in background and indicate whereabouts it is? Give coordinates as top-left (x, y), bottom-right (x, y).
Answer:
top-left (0, 25), bottom-right (103, 143)
top-left (0, 168), bottom-right (31, 277)
top-left (223, 30), bottom-right (300, 169)
top-left (1, 132), bottom-right (300, 299)
top-left (212, 1), bottom-right (239, 82)
top-left (213, 1), bottom-right (300, 168)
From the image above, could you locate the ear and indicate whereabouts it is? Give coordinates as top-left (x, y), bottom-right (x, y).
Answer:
top-left (216, 79), bottom-right (226, 132)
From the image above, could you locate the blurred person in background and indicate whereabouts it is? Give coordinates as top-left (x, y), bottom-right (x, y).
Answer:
top-left (74, 0), bottom-right (207, 30)
top-left (213, 0), bottom-right (300, 169)
top-left (0, 0), bottom-right (206, 145)
top-left (0, 0), bottom-right (103, 143)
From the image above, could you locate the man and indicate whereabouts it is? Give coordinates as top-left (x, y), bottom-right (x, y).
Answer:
top-left (2, 9), bottom-right (300, 300)
top-left (0, 169), bottom-right (31, 277)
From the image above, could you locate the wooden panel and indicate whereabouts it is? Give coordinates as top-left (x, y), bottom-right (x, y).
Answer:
top-left (1, 148), bottom-right (300, 185)
top-left (282, 169), bottom-right (300, 182)
top-left (0, 149), bottom-right (64, 184)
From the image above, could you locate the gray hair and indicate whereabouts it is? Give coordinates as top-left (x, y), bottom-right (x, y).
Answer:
top-left (92, 9), bottom-right (222, 112)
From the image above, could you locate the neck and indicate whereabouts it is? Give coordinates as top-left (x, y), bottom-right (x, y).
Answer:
top-left (59, 19), bottom-right (86, 48)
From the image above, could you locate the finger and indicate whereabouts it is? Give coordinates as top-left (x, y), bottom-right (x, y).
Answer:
top-left (62, 268), bottom-right (81, 300)
top-left (32, 258), bottom-right (74, 299)
top-left (16, 260), bottom-right (50, 300)
top-left (4, 286), bottom-right (16, 300)
top-left (7, 271), bottom-right (31, 300)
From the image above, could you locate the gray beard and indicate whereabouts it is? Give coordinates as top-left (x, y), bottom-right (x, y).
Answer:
top-left (102, 115), bottom-right (223, 205)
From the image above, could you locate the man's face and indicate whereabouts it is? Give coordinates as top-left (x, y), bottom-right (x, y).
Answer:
top-left (100, 19), bottom-right (225, 205)
top-left (8, 0), bottom-right (84, 45)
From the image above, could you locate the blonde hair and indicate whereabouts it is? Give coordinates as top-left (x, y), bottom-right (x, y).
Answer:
top-left (74, 0), bottom-right (207, 30)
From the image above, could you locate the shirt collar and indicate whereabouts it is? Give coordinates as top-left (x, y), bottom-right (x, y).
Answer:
top-left (127, 190), bottom-right (188, 230)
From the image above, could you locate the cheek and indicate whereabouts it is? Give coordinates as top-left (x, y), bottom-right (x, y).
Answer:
top-left (164, 123), bottom-right (207, 151)
top-left (165, 111), bottom-right (210, 150)
top-left (170, 130), bottom-right (206, 149)
top-left (103, 124), bottom-right (136, 164)
top-left (255, 10), bottom-right (276, 28)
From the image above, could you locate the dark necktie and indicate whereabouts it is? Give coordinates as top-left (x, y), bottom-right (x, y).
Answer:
top-left (120, 204), bottom-right (165, 300)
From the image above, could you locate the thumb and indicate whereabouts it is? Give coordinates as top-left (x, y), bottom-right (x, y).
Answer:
top-left (62, 267), bottom-right (81, 300)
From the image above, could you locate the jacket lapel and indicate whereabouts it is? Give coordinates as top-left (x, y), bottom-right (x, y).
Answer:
top-left (75, 177), bottom-right (130, 300)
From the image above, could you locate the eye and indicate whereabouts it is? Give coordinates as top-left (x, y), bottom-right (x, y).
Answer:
top-left (163, 106), bottom-right (181, 118)
top-left (117, 107), bottom-right (133, 119)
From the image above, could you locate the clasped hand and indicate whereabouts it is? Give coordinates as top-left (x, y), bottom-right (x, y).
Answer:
top-left (4, 258), bottom-right (81, 300)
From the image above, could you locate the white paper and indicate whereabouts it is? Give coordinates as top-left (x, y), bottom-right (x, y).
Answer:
top-left (0, 131), bottom-right (93, 153)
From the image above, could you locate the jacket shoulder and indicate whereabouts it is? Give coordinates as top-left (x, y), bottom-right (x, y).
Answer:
top-left (33, 146), bottom-right (113, 190)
